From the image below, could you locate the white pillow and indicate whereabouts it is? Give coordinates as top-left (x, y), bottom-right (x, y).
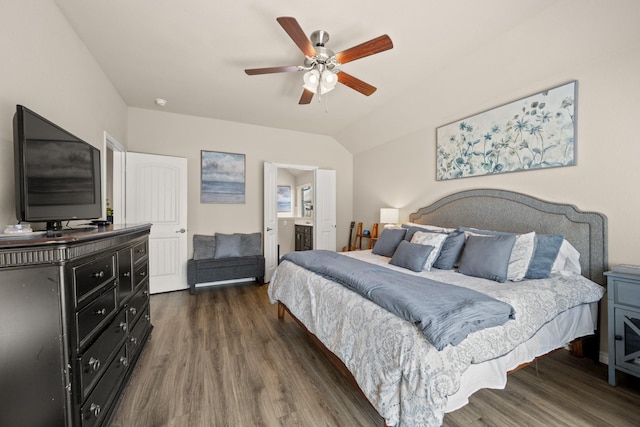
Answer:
top-left (403, 222), bottom-right (456, 233)
top-left (551, 239), bottom-right (581, 275)
top-left (410, 231), bottom-right (448, 270)
top-left (507, 232), bottom-right (536, 281)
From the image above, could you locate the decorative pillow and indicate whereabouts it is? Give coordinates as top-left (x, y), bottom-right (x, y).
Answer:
top-left (410, 231), bottom-right (448, 270)
top-left (402, 222), bottom-right (456, 241)
top-left (551, 239), bottom-right (581, 275)
top-left (461, 227), bottom-right (536, 281)
top-left (389, 240), bottom-right (435, 272)
top-left (525, 234), bottom-right (564, 279)
top-left (507, 232), bottom-right (536, 281)
top-left (372, 228), bottom-right (407, 257)
top-left (240, 232), bottom-right (262, 256)
top-left (193, 234), bottom-right (216, 260)
top-left (213, 233), bottom-right (242, 259)
top-left (457, 234), bottom-right (517, 283)
top-left (432, 230), bottom-right (466, 270)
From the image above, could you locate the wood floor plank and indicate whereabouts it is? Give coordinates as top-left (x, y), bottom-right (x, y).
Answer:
top-left (111, 283), bottom-right (640, 426)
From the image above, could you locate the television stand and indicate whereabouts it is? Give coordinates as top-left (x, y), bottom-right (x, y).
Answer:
top-left (45, 220), bottom-right (64, 235)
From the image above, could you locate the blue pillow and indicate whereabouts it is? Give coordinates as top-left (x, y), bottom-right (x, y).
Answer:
top-left (389, 240), bottom-right (435, 272)
top-left (214, 233), bottom-right (242, 259)
top-left (525, 234), bottom-right (564, 279)
top-left (458, 234), bottom-right (516, 282)
top-left (372, 228), bottom-right (407, 257)
top-left (433, 230), bottom-right (466, 270)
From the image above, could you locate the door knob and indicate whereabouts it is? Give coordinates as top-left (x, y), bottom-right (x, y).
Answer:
top-left (176, 228), bottom-right (186, 233)
top-left (266, 227), bottom-right (273, 231)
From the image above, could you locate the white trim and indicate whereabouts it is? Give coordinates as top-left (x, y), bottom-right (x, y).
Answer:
top-left (103, 132), bottom-right (126, 224)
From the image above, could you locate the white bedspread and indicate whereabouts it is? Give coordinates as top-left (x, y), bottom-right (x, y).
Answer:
top-left (268, 250), bottom-right (605, 427)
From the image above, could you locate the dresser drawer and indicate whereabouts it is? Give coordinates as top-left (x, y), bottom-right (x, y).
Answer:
top-left (76, 286), bottom-right (118, 349)
top-left (127, 282), bottom-right (149, 325)
top-left (80, 344), bottom-right (128, 427)
top-left (610, 278), bottom-right (640, 307)
top-left (127, 304), bottom-right (151, 361)
top-left (77, 310), bottom-right (127, 401)
top-left (117, 247), bottom-right (134, 306)
top-left (133, 240), bottom-right (148, 264)
top-left (73, 254), bottom-right (116, 305)
top-left (134, 261), bottom-right (149, 288)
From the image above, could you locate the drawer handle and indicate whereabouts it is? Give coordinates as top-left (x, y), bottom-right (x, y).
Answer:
top-left (129, 307), bottom-right (137, 316)
top-left (139, 271), bottom-right (147, 277)
top-left (95, 308), bottom-right (107, 316)
top-left (92, 270), bottom-right (105, 278)
top-left (136, 249), bottom-right (145, 254)
top-left (120, 356), bottom-right (129, 367)
top-left (88, 357), bottom-right (101, 372)
top-left (122, 272), bottom-right (131, 277)
top-left (144, 290), bottom-right (149, 297)
top-left (119, 321), bottom-right (128, 332)
top-left (89, 403), bottom-right (101, 418)
top-left (615, 335), bottom-right (623, 341)
top-left (130, 337), bottom-right (138, 346)
top-left (145, 314), bottom-right (151, 322)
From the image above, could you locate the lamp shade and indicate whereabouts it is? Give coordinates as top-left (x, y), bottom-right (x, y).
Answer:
top-left (303, 69), bottom-right (338, 95)
top-left (380, 208), bottom-right (399, 224)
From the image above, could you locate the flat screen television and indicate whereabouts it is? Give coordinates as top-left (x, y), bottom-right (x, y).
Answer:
top-left (13, 105), bottom-right (102, 232)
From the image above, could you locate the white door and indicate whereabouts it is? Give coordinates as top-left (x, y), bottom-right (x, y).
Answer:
top-left (126, 152), bottom-right (188, 294)
top-left (314, 169), bottom-right (337, 250)
top-left (263, 162), bottom-right (278, 282)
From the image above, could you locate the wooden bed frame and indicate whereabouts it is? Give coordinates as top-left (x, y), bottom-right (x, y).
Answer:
top-left (276, 188), bottom-right (608, 425)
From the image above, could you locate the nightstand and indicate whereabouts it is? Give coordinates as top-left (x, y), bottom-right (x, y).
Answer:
top-left (606, 269), bottom-right (640, 385)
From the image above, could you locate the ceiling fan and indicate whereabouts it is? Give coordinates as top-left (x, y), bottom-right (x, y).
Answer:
top-left (245, 17), bottom-right (393, 105)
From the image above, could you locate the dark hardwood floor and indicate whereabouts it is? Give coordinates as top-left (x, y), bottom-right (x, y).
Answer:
top-left (111, 283), bottom-right (640, 427)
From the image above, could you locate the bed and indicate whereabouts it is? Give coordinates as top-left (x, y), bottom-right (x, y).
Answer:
top-left (268, 189), bottom-right (608, 427)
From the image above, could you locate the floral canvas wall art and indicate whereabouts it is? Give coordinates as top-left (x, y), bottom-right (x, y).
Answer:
top-left (436, 81), bottom-right (577, 180)
top-left (201, 150), bottom-right (245, 203)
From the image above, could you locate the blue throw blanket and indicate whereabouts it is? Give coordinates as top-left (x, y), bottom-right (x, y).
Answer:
top-left (281, 250), bottom-right (515, 350)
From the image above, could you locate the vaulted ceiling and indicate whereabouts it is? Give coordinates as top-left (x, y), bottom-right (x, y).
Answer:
top-left (54, 0), bottom-right (629, 154)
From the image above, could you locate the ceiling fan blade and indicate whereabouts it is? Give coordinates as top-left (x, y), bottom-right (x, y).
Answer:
top-left (335, 34), bottom-right (393, 64)
top-left (299, 89), bottom-right (314, 104)
top-left (245, 65), bottom-right (300, 75)
top-left (337, 72), bottom-right (377, 96)
top-left (276, 17), bottom-right (317, 57)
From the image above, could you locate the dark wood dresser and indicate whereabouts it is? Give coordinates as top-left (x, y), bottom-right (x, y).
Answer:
top-left (0, 224), bottom-right (153, 427)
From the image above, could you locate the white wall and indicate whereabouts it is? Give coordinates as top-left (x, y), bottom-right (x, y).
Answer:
top-left (0, 1), bottom-right (128, 229)
top-left (353, 2), bottom-right (640, 354)
top-left (126, 108), bottom-right (353, 254)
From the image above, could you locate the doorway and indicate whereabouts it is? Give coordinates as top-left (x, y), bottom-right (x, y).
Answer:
top-left (263, 162), bottom-right (336, 282)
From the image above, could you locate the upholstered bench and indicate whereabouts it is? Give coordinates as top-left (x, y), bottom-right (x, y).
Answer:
top-left (187, 232), bottom-right (265, 294)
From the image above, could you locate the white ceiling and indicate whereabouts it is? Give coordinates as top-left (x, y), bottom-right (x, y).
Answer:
top-left (54, 0), bottom-right (572, 154)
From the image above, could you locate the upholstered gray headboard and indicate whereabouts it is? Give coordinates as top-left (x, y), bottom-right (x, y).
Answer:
top-left (409, 189), bottom-right (608, 285)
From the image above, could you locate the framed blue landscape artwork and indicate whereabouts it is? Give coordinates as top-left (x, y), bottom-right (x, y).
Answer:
top-left (436, 81), bottom-right (577, 180)
top-left (201, 150), bottom-right (245, 203)
top-left (277, 186), bottom-right (292, 212)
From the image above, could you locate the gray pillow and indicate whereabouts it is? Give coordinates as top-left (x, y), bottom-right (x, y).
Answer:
top-left (214, 233), bottom-right (242, 259)
top-left (389, 240), bottom-right (434, 272)
top-left (193, 234), bottom-right (216, 260)
top-left (372, 228), bottom-right (407, 257)
top-left (458, 234), bottom-right (516, 282)
top-left (240, 232), bottom-right (262, 256)
top-left (525, 234), bottom-right (564, 279)
top-left (433, 230), bottom-right (466, 270)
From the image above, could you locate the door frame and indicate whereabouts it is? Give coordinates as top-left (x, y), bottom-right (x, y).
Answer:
top-left (103, 132), bottom-right (126, 224)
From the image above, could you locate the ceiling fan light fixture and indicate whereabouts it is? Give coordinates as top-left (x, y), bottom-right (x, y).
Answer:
top-left (302, 69), bottom-right (320, 92)
top-left (303, 68), bottom-right (337, 95)
top-left (320, 70), bottom-right (337, 91)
